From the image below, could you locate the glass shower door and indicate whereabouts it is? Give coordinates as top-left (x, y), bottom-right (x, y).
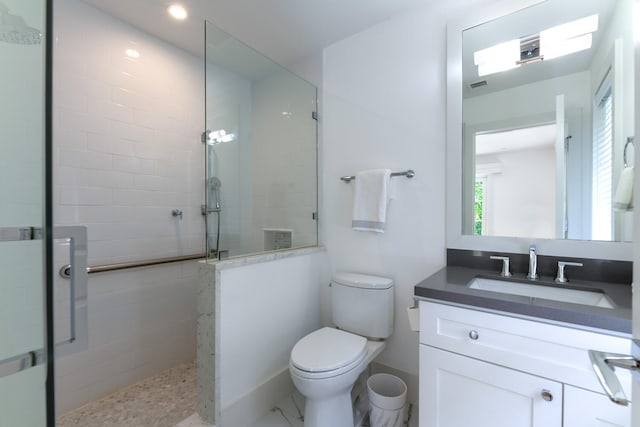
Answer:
top-left (0, 0), bottom-right (52, 425)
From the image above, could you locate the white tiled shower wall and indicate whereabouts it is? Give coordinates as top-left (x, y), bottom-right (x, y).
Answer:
top-left (53, 0), bottom-right (203, 413)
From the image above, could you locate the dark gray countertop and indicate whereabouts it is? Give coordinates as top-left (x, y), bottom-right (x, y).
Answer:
top-left (414, 266), bottom-right (632, 334)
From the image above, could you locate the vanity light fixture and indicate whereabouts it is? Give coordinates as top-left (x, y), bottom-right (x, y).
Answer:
top-left (168, 4), bottom-right (188, 20)
top-left (474, 39), bottom-right (521, 77)
top-left (474, 14), bottom-right (599, 77)
top-left (540, 14), bottom-right (598, 60)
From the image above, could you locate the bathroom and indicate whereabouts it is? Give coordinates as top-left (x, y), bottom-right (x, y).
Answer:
top-left (1, 0), bottom-right (639, 426)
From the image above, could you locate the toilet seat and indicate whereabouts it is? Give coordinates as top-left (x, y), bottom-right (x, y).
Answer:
top-left (290, 327), bottom-right (367, 379)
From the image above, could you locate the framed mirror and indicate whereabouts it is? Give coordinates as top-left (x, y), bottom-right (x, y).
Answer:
top-left (446, 0), bottom-right (635, 260)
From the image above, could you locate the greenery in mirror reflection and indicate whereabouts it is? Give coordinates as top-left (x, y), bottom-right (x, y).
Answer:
top-left (475, 180), bottom-right (484, 236)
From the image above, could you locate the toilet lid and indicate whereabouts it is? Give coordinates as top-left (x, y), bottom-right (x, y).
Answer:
top-left (291, 327), bottom-right (367, 373)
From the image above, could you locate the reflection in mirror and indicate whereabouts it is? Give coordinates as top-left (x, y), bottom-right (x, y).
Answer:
top-left (461, 0), bottom-right (634, 242)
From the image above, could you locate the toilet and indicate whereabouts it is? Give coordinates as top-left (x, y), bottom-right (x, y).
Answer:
top-left (289, 272), bottom-right (394, 427)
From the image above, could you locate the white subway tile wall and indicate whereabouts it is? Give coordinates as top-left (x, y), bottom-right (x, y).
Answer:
top-left (53, 0), bottom-right (202, 414)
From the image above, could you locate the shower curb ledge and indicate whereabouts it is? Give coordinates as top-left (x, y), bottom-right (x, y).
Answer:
top-left (200, 246), bottom-right (326, 271)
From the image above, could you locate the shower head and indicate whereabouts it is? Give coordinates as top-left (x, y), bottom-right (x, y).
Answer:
top-left (0, 2), bottom-right (42, 45)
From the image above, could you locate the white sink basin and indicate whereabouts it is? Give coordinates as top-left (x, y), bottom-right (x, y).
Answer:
top-left (468, 277), bottom-right (615, 309)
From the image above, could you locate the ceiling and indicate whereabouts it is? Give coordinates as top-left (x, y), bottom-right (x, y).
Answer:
top-left (476, 124), bottom-right (556, 155)
top-left (80, 0), bottom-right (425, 68)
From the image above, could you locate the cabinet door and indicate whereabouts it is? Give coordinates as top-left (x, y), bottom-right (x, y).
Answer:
top-left (420, 345), bottom-right (562, 427)
top-left (564, 385), bottom-right (631, 427)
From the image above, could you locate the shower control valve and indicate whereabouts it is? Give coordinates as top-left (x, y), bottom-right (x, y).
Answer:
top-left (171, 209), bottom-right (183, 220)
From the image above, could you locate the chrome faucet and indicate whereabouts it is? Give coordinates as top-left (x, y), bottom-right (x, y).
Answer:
top-left (490, 255), bottom-right (512, 277)
top-left (527, 246), bottom-right (539, 280)
top-left (555, 261), bottom-right (583, 283)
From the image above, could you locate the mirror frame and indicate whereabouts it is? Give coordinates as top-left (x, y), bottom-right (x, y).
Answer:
top-left (446, 0), bottom-right (634, 260)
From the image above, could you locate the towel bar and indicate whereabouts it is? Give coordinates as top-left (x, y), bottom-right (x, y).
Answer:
top-left (340, 169), bottom-right (415, 183)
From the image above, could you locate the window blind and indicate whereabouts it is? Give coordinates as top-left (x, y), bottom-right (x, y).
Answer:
top-left (591, 76), bottom-right (613, 241)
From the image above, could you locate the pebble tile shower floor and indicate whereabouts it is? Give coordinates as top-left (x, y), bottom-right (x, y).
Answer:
top-left (57, 362), bottom-right (197, 427)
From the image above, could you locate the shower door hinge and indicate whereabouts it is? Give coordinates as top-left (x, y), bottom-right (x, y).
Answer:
top-left (312, 111), bottom-right (318, 121)
top-left (312, 212), bottom-right (318, 220)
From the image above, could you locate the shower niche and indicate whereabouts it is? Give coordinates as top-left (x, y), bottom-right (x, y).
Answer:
top-left (203, 21), bottom-right (318, 260)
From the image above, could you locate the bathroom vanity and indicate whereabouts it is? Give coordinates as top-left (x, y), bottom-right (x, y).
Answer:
top-left (430, 0), bottom-right (640, 423)
top-left (415, 263), bottom-right (633, 427)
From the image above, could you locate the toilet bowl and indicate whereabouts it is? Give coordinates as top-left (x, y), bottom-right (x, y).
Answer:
top-left (289, 327), bottom-right (386, 427)
top-left (288, 272), bottom-right (394, 427)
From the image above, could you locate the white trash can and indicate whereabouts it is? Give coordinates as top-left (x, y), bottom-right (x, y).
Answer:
top-left (367, 373), bottom-right (407, 427)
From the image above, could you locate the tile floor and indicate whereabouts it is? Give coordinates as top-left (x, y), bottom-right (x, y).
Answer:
top-left (57, 361), bottom-right (418, 427)
top-left (57, 362), bottom-right (197, 427)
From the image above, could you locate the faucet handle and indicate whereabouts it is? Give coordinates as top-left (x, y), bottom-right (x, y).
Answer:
top-left (555, 261), bottom-right (583, 283)
top-left (490, 256), bottom-right (512, 277)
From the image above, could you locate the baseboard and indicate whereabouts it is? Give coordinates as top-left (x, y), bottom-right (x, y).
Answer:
top-left (220, 367), bottom-right (294, 427)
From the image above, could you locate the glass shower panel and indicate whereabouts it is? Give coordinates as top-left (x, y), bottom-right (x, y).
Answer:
top-left (0, 0), bottom-right (50, 425)
top-left (204, 21), bottom-right (318, 259)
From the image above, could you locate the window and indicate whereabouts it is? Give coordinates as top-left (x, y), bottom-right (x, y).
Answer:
top-left (474, 178), bottom-right (487, 236)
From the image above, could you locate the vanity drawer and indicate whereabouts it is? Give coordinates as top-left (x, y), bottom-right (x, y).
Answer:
top-left (419, 300), bottom-right (632, 395)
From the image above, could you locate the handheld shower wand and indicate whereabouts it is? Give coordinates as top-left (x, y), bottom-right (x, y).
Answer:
top-left (208, 177), bottom-right (222, 211)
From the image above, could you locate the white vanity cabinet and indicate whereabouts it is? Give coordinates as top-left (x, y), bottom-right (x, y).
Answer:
top-left (418, 300), bottom-right (632, 427)
top-left (422, 345), bottom-right (562, 426)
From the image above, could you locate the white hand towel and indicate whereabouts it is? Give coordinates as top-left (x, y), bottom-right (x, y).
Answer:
top-left (352, 169), bottom-right (392, 233)
top-left (613, 167), bottom-right (634, 211)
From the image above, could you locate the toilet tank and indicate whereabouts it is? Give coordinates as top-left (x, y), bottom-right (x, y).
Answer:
top-left (331, 272), bottom-right (394, 339)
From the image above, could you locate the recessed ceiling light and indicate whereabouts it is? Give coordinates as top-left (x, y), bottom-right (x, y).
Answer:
top-left (168, 4), bottom-right (188, 20)
top-left (125, 49), bottom-right (140, 59)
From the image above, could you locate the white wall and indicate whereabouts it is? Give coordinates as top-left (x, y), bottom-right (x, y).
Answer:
top-left (322, 0), bottom-right (492, 375)
top-left (479, 146), bottom-right (556, 238)
top-left (218, 250), bottom-right (329, 411)
top-left (53, 0), bottom-right (203, 413)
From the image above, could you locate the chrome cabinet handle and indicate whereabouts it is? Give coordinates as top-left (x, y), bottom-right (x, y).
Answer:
top-left (468, 330), bottom-right (479, 340)
top-left (588, 348), bottom-right (639, 406)
top-left (541, 389), bottom-right (553, 402)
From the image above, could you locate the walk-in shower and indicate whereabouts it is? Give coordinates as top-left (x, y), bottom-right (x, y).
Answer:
top-left (203, 20), bottom-right (318, 259)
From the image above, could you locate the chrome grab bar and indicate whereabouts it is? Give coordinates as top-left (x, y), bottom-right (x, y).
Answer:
top-left (59, 253), bottom-right (206, 279)
top-left (588, 345), bottom-right (640, 406)
top-left (340, 169), bottom-right (415, 183)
